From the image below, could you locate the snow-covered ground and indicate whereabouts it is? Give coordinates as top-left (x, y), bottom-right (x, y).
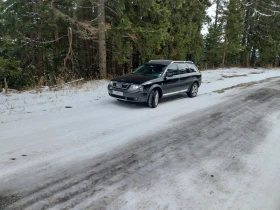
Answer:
top-left (0, 67), bottom-right (278, 124)
top-left (1, 67), bottom-right (280, 209)
top-left (0, 67), bottom-right (280, 177)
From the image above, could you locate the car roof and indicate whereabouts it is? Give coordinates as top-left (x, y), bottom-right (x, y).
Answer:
top-left (148, 60), bottom-right (194, 65)
top-left (148, 60), bottom-right (173, 65)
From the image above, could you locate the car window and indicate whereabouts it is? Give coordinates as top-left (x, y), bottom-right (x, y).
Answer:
top-left (188, 64), bottom-right (198, 72)
top-left (132, 64), bottom-right (167, 77)
top-left (178, 64), bottom-right (189, 74)
top-left (166, 64), bottom-right (179, 75)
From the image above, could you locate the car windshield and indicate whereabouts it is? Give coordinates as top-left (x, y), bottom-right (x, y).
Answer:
top-left (132, 64), bottom-right (167, 77)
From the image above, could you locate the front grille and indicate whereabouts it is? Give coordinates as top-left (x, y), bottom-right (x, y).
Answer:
top-left (111, 94), bottom-right (125, 100)
top-left (122, 83), bottom-right (130, 89)
top-left (113, 82), bottom-right (130, 90)
top-left (127, 97), bottom-right (137, 101)
top-left (110, 95), bottom-right (137, 101)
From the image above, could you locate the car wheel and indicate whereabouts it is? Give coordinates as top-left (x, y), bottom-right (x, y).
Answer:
top-left (147, 89), bottom-right (159, 108)
top-left (187, 82), bottom-right (199, 98)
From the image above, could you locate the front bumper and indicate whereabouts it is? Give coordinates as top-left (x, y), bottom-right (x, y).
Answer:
top-left (108, 86), bottom-right (148, 102)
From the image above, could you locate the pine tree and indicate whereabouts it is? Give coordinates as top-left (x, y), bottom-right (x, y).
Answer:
top-left (204, 25), bottom-right (223, 68)
top-left (204, 0), bottom-right (225, 68)
top-left (223, 0), bottom-right (244, 66)
top-left (241, 0), bottom-right (280, 67)
top-left (166, 0), bottom-right (210, 62)
top-left (98, 0), bottom-right (107, 77)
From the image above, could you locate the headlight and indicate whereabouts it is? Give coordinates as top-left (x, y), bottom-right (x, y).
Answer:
top-left (129, 84), bottom-right (143, 91)
top-left (109, 81), bottom-right (113, 86)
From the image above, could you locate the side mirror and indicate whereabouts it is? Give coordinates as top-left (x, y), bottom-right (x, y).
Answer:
top-left (165, 71), bottom-right (173, 77)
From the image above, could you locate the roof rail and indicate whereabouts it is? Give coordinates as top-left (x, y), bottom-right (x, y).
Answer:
top-left (148, 60), bottom-right (173, 62)
top-left (148, 60), bottom-right (194, 64)
top-left (172, 61), bottom-right (194, 64)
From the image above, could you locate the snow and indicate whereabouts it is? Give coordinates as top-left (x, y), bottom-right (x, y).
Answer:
top-left (1, 67), bottom-right (279, 125)
top-left (104, 110), bottom-right (280, 210)
top-left (0, 67), bottom-right (279, 176)
top-left (222, 111), bottom-right (280, 210)
top-left (1, 67), bottom-right (280, 208)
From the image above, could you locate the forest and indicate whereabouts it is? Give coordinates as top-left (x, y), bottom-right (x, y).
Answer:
top-left (0, 0), bottom-right (280, 89)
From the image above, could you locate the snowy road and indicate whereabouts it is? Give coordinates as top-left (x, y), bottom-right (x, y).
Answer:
top-left (1, 69), bottom-right (280, 209)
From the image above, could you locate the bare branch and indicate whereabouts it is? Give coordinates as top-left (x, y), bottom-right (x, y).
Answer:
top-left (50, 0), bottom-right (99, 36)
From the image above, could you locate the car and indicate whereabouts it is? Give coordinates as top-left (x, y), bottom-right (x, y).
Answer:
top-left (107, 60), bottom-right (202, 108)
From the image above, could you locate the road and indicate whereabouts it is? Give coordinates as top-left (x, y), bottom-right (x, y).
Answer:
top-left (1, 78), bottom-right (280, 210)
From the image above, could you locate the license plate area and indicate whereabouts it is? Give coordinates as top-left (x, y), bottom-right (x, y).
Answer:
top-left (112, 90), bottom-right (123, 96)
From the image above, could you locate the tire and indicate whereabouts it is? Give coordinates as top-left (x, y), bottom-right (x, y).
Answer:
top-left (187, 82), bottom-right (199, 98)
top-left (147, 89), bottom-right (159, 108)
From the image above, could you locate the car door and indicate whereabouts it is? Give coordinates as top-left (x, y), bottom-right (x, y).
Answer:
top-left (161, 63), bottom-right (181, 95)
top-left (178, 63), bottom-right (193, 91)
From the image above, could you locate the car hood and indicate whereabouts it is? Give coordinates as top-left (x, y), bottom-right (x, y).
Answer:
top-left (112, 74), bottom-right (156, 84)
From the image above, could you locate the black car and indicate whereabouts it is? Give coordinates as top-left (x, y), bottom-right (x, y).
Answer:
top-left (108, 60), bottom-right (202, 108)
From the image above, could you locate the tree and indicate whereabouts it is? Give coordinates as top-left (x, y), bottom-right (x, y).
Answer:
top-left (204, 0), bottom-right (225, 68)
top-left (241, 0), bottom-right (280, 67)
top-left (223, 0), bottom-right (244, 66)
top-left (166, 0), bottom-right (210, 62)
top-left (204, 25), bottom-right (223, 67)
top-left (0, 57), bottom-right (21, 90)
top-left (98, 0), bottom-right (107, 77)
top-left (2, 0), bottom-right (280, 90)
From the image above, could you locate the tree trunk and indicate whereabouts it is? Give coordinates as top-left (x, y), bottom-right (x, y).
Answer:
top-left (98, 0), bottom-right (107, 78)
top-left (222, 39), bottom-right (226, 67)
top-left (214, 0), bottom-right (220, 28)
top-left (222, 50), bottom-right (226, 67)
top-left (4, 77), bottom-right (8, 94)
top-left (250, 47), bottom-right (256, 67)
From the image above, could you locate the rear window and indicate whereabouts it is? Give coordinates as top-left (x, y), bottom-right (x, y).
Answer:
top-left (187, 64), bottom-right (198, 72)
top-left (178, 63), bottom-right (189, 74)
